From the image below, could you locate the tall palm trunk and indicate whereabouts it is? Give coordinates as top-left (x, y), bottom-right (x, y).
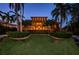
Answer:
top-left (70, 23), bottom-right (72, 32)
top-left (18, 4), bottom-right (23, 32)
top-left (59, 14), bottom-right (62, 32)
top-left (60, 24), bottom-right (62, 31)
top-left (72, 13), bottom-right (78, 33)
top-left (19, 7), bottom-right (23, 32)
top-left (9, 3), bottom-right (24, 32)
top-left (16, 14), bottom-right (22, 32)
top-left (18, 17), bottom-right (22, 32)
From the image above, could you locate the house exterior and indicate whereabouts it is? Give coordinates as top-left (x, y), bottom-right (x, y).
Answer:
top-left (0, 21), bottom-right (17, 28)
top-left (23, 17), bottom-right (59, 32)
top-left (0, 17), bottom-right (59, 32)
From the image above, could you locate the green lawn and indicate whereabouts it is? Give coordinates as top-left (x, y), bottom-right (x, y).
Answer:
top-left (0, 34), bottom-right (79, 55)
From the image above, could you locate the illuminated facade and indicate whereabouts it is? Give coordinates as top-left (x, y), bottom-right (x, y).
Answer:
top-left (23, 17), bottom-right (59, 32)
top-left (0, 17), bottom-right (59, 32)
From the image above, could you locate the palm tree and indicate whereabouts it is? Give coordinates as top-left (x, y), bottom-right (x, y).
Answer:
top-left (9, 3), bottom-right (24, 32)
top-left (69, 4), bottom-right (79, 23)
top-left (68, 4), bottom-right (79, 33)
top-left (0, 11), bottom-right (16, 24)
top-left (0, 11), bottom-right (17, 32)
top-left (51, 3), bottom-right (69, 31)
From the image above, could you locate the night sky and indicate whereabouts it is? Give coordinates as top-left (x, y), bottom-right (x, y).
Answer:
top-left (0, 3), bottom-right (55, 19)
top-left (0, 3), bottom-right (68, 27)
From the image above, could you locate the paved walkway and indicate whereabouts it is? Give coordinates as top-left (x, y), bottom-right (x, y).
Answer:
top-left (0, 35), bottom-right (7, 39)
top-left (72, 35), bottom-right (79, 40)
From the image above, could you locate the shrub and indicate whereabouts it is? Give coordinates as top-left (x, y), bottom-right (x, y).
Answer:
top-left (0, 24), bottom-right (17, 35)
top-left (0, 24), bottom-right (7, 35)
top-left (72, 30), bottom-right (79, 35)
top-left (50, 32), bottom-right (72, 38)
top-left (7, 31), bottom-right (30, 38)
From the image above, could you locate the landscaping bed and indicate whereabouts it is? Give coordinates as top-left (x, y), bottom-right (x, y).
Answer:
top-left (50, 32), bottom-right (72, 38)
top-left (49, 35), bottom-right (62, 43)
top-left (72, 35), bottom-right (79, 47)
top-left (49, 32), bottom-right (72, 43)
top-left (9, 35), bottom-right (31, 40)
top-left (7, 31), bottom-right (30, 40)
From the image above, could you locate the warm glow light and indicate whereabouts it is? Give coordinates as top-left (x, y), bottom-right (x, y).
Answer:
top-left (36, 23), bottom-right (42, 26)
top-left (23, 17), bottom-right (57, 31)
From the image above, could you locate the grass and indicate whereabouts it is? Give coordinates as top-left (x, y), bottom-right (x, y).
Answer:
top-left (0, 34), bottom-right (79, 55)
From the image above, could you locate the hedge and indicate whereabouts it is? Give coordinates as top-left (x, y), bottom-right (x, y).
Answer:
top-left (7, 31), bottom-right (30, 38)
top-left (50, 32), bottom-right (72, 38)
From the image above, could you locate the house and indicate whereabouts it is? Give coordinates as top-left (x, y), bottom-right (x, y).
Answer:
top-left (0, 17), bottom-right (59, 33)
top-left (23, 17), bottom-right (59, 32)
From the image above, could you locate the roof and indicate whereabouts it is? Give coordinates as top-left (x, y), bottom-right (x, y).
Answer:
top-left (31, 16), bottom-right (48, 18)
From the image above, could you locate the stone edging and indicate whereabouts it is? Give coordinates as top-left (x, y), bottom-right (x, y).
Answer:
top-left (0, 35), bottom-right (8, 39)
top-left (48, 34), bottom-right (62, 40)
top-left (9, 35), bottom-right (31, 40)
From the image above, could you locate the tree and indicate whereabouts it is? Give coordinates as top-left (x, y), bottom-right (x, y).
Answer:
top-left (9, 3), bottom-right (24, 32)
top-left (51, 3), bottom-right (69, 31)
top-left (0, 11), bottom-right (16, 25)
top-left (68, 4), bottom-right (79, 33)
top-left (0, 10), bottom-right (17, 32)
top-left (22, 20), bottom-right (32, 26)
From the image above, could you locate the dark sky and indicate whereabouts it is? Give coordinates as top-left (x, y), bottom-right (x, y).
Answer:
top-left (0, 3), bottom-right (68, 27)
top-left (0, 3), bottom-right (55, 19)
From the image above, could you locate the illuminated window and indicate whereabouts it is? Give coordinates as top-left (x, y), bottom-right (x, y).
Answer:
top-left (36, 23), bottom-right (42, 26)
top-left (54, 25), bottom-right (57, 28)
